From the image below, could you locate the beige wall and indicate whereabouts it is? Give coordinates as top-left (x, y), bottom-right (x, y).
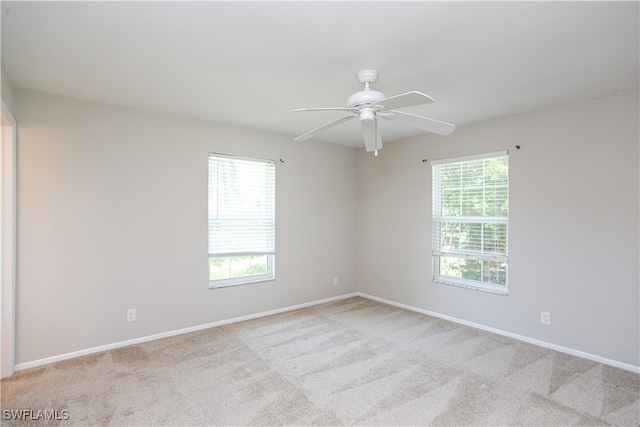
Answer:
top-left (357, 90), bottom-right (640, 367)
top-left (13, 87), bottom-right (640, 369)
top-left (14, 88), bottom-right (358, 364)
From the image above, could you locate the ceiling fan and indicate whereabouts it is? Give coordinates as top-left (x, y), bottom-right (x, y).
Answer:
top-left (293, 70), bottom-right (455, 155)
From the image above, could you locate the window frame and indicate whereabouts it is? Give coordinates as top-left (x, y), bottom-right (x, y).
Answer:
top-left (208, 153), bottom-right (276, 289)
top-left (431, 151), bottom-right (509, 295)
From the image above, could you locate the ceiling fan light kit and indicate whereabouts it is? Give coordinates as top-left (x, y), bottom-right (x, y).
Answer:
top-left (359, 108), bottom-right (375, 122)
top-left (293, 70), bottom-right (455, 155)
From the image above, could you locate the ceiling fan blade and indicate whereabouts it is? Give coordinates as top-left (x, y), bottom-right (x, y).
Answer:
top-left (361, 119), bottom-right (382, 152)
top-left (375, 91), bottom-right (434, 111)
top-left (293, 115), bottom-right (356, 142)
top-left (383, 110), bottom-right (456, 136)
top-left (293, 107), bottom-right (357, 113)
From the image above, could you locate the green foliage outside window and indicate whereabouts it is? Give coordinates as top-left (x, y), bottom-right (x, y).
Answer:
top-left (209, 255), bottom-right (269, 281)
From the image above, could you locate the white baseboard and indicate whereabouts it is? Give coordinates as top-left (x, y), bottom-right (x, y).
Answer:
top-left (14, 292), bottom-right (358, 372)
top-left (15, 291), bottom-right (638, 375)
top-left (357, 292), bottom-right (639, 374)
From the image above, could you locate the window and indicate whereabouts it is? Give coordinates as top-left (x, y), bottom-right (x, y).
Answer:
top-left (431, 151), bottom-right (509, 294)
top-left (208, 154), bottom-right (275, 288)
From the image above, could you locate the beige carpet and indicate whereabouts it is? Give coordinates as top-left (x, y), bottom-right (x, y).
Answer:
top-left (2, 296), bottom-right (639, 426)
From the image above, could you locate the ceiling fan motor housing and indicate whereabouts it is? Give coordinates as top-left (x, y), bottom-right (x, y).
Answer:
top-left (347, 69), bottom-right (386, 111)
top-left (347, 90), bottom-right (386, 109)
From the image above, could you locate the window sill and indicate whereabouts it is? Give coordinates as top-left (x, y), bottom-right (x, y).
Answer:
top-left (434, 279), bottom-right (508, 296)
top-left (209, 277), bottom-right (275, 290)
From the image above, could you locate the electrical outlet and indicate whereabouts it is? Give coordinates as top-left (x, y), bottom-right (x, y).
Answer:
top-left (127, 309), bottom-right (136, 323)
top-left (540, 311), bottom-right (551, 325)
top-left (333, 276), bottom-right (339, 286)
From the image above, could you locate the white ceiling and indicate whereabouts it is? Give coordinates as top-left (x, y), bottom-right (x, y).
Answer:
top-left (1, 1), bottom-right (638, 148)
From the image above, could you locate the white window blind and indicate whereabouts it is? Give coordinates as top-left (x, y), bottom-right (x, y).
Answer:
top-left (208, 154), bottom-right (275, 257)
top-left (432, 151), bottom-right (509, 291)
